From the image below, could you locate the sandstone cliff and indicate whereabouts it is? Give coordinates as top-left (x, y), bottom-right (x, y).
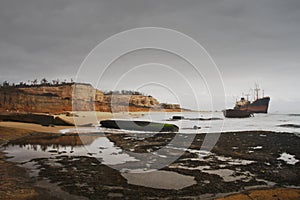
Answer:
top-left (0, 83), bottom-right (180, 114)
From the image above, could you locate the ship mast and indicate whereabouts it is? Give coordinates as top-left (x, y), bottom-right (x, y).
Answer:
top-left (245, 94), bottom-right (250, 101)
top-left (254, 84), bottom-right (260, 100)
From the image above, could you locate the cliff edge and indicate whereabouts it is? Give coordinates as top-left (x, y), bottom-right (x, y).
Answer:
top-left (0, 83), bottom-right (181, 114)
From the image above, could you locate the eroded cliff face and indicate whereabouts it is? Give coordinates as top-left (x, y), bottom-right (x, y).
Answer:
top-left (0, 85), bottom-right (74, 113)
top-left (0, 84), bottom-right (176, 113)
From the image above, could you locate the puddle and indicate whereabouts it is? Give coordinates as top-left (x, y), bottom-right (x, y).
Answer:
top-left (202, 169), bottom-right (252, 182)
top-left (245, 178), bottom-right (276, 190)
top-left (169, 163), bottom-right (254, 183)
top-left (259, 134), bottom-right (267, 137)
top-left (121, 170), bottom-right (196, 190)
top-left (4, 134), bottom-right (138, 165)
top-left (169, 164), bottom-right (211, 171)
top-left (167, 146), bottom-right (212, 160)
top-left (277, 152), bottom-right (299, 165)
top-left (215, 155), bottom-right (256, 165)
top-left (250, 146), bottom-right (263, 150)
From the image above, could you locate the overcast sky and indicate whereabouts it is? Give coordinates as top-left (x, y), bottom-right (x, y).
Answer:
top-left (1, 0), bottom-right (300, 112)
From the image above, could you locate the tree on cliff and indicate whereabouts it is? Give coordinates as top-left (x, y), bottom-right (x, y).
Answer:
top-left (2, 81), bottom-right (10, 87)
top-left (104, 90), bottom-right (144, 95)
top-left (52, 79), bottom-right (60, 85)
top-left (32, 79), bottom-right (38, 85)
top-left (18, 81), bottom-right (26, 86)
top-left (0, 78), bottom-right (78, 88)
top-left (40, 78), bottom-right (48, 85)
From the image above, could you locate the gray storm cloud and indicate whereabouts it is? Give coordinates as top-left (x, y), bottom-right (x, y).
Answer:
top-left (0, 0), bottom-right (300, 112)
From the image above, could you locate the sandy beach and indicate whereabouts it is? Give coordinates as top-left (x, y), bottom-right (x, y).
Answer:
top-left (0, 111), bottom-right (147, 134)
top-left (0, 121), bottom-right (73, 134)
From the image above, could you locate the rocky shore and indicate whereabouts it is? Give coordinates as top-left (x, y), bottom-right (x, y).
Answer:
top-left (1, 126), bottom-right (299, 199)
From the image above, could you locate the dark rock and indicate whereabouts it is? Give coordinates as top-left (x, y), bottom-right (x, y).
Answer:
top-left (0, 113), bottom-right (74, 126)
top-left (172, 116), bottom-right (185, 120)
top-left (193, 125), bottom-right (201, 129)
top-left (187, 117), bottom-right (223, 121)
top-left (100, 120), bottom-right (179, 132)
top-left (278, 124), bottom-right (300, 128)
top-left (53, 116), bottom-right (74, 126)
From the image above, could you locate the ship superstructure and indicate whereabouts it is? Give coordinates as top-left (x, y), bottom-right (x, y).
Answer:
top-left (234, 84), bottom-right (270, 113)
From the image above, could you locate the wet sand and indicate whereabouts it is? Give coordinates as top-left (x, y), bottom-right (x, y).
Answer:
top-left (0, 121), bottom-right (73, 134)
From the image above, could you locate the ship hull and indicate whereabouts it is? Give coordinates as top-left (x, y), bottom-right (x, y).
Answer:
top-left (223, 109), bottom-right (252, 118)
top-left (237, 97), bottom-right (270, 113)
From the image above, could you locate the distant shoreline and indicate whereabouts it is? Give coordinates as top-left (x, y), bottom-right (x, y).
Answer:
top-left (0, 109), bottom-right (194, 127)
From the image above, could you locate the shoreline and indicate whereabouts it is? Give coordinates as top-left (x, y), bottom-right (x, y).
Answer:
top-left (0, 110), bottom-right (212, 135)
top-left (1, 125), bottom-right (300, 199)
top-left (0, 110), bottom-right (189, 128)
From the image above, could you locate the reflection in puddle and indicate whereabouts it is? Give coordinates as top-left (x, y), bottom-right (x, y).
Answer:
top-left (3, 133), bottom-right (142, 198)
top-left (4, 134), bottom-right (138, 165)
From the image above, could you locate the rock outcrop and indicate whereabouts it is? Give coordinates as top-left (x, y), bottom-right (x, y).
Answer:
top-left (100, 120), bottom-right (179, 132)
top-left (0, 83), bottom-right (181, 114)
top-left (0, 112), bottom-right (73, 126)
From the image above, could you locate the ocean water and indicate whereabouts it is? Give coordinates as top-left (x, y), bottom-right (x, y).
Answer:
top-left (63, 111), bottom-right (300, 135)
top-left (129, 112), bottom-right (300, 135)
